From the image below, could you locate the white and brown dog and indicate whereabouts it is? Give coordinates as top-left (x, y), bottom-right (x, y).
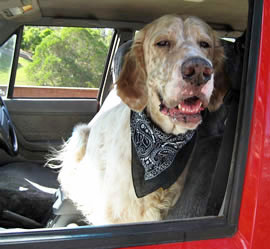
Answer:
top-left (55, 14), bottom-right (228, 225)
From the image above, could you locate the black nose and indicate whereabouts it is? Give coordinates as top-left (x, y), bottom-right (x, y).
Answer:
top-left (181, 57), bottom-right (213, 86)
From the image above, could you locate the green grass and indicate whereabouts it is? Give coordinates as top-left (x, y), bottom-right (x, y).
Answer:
top-left (0, 56), bottom-right (35, 86)
top-left (0, 70), bottom-right (10, 85)
top-left (16, 57), bottom-right (35, 86)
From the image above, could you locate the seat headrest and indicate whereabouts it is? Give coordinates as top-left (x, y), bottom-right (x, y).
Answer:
top-left (221, 33), bottom-right (245, 91)
top-left (112, 40), bottom-right (133, 82)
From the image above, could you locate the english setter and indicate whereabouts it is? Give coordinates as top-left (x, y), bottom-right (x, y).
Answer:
top-left (55, 14), bottom-right (228, 225)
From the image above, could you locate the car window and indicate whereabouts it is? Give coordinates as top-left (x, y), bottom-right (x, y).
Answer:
top-left (13, 26), bottom-right (113, 98)
top-left (0, 0), bottom-right (263, 248)
top-left (0, 34), bottom-right (16, 97)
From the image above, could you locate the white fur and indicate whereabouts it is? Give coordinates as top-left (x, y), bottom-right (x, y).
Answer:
top-left (58, 91), bottom-right (188, 225)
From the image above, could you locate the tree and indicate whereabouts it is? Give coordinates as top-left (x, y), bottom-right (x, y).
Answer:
top-left (26, 28), bottom-right (109, 88)
top-left (21, 27), bottom-right (53, 54)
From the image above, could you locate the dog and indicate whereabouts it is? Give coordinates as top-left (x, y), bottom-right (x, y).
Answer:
top-left (54, 14), bottom-right (228, 225)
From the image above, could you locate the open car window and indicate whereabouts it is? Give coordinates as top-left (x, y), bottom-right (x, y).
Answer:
top-left (9, 26), bottom-right (113, 98)
top-left (0, 0), bottom-right (266, 248)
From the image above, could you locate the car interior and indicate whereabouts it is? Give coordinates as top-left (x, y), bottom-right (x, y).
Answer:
top-left (0, 0), bottom-right (261, 247)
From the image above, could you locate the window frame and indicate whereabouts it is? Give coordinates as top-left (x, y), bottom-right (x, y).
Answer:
top-left (7, 26), bottom-right (23, 99)
top-left (0, 0), bottom-right (262, 248)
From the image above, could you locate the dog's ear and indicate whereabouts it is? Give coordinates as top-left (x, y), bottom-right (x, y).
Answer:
top-left (116, 31), bottom-right (148, 112)
top-left (208, 34), bottom-right (229, 112)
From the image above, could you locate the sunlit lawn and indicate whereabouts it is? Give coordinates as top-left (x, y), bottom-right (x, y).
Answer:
top-left (0, 57), bottom-right (35, 86)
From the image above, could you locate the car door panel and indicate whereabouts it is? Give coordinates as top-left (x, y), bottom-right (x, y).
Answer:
top-left (4, 98), bottom-right (98, 161)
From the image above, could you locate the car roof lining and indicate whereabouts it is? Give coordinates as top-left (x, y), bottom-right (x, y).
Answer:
top-left (0, 0), bottom-right (248, 31)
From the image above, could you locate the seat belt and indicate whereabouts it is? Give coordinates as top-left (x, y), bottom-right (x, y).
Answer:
top-left (205, 90), bottom-right (239, 215)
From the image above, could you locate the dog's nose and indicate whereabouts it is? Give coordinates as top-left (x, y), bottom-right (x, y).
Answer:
top-left (181, 57), bottom-right (213, 86)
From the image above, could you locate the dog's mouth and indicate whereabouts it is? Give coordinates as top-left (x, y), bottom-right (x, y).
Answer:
top-left (159, 95), bottom-right (206, 125)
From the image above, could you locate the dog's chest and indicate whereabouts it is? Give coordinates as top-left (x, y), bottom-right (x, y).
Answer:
top-left (92, 106), bottom-right (188, 223)
top-left (63, 103), bottom-right (187, 224)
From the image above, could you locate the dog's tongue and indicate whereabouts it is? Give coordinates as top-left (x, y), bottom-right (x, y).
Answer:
top-left (161, 97), bottom-right (204, 116)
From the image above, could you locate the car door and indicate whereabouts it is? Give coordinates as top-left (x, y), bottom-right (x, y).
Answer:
top-left (0, 24), bottom-right (117, 165)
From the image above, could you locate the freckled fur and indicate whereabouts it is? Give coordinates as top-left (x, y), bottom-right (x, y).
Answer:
top-left (117, 15), bottom-right (227, 134)
top-left (56, 15), bottom-right (228, 225)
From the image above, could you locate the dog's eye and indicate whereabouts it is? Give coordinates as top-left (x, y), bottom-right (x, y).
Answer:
top-left (199, 41), bottom-right (211, 48)
top-left (156, 40), bottom-right (170, 47)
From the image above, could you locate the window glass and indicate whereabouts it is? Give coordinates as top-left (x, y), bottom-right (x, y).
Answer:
top-left (0, 35), bottom-right (16, 97)
top-left (14, 26), bottom-right (113, 98)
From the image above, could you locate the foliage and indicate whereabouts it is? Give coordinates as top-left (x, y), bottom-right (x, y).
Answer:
top-left (25, 28), bottom-right (110, 88)
top-left (21, 27), bottom-right (53, 54)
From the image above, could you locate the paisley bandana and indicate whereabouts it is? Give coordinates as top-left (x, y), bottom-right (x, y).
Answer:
top-left (130, 110), bottom-right (196, 197)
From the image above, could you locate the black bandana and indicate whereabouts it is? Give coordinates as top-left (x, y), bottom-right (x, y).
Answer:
top-left (130, 110), bottom-right (196, 198)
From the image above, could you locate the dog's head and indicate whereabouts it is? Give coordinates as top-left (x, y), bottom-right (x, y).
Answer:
top-left (116, 15), bottom-right (227, 134)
